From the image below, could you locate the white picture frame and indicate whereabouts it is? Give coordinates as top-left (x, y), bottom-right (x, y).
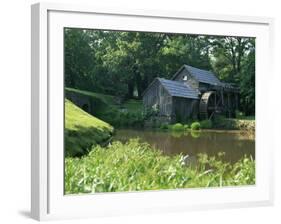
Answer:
top-left (31, 2), bottom-right (274, 221)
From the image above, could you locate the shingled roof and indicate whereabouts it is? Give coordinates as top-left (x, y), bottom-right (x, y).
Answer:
top-left (173, 64), bottom-right (222, 86)
top-left (157, 78), bottom-right (199, 99)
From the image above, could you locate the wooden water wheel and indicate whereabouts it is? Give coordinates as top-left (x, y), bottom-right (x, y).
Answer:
top-left (199, 91), bottom-right (218, 120)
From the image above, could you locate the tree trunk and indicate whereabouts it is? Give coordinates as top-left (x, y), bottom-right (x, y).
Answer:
top-left (127, 79), bottom-right (134, 98)
top-left (135, 71), bottom-right (142, 99)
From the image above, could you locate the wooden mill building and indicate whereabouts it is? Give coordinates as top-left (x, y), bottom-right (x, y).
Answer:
top-left (142, 64), bottom-right (239, 122)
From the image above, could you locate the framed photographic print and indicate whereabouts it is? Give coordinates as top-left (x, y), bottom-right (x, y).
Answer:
top-left (31, 2), bottom-right (274, 221)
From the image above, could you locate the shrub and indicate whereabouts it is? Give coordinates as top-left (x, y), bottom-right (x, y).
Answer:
top-left (172, 123), bottom-right (184, 131)
top-left (183, 124), bottom-right (189, 130)
top-left (160, 123), bottom-right (169, 130)
top-left (191, 121), bottom-right (201, 130)
top-left (200, 120), bottom-right (212, 129)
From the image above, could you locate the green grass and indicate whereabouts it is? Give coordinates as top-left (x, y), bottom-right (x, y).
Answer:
top-left (65, 139), bottom-right (255, 194)
top-left (65, 99), bottom-right (113, 157)
top-left (65, 88), bottom-right (144, 127)
top-left (66, 87), bottom-right (116, 105)
top-left (122, 99), bottom-right (143, 112)
top-left (65, 87), bottom-right (143, 113)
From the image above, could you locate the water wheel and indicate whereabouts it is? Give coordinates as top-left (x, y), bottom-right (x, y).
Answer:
top-left (199, 91), bottom-right (217, 120)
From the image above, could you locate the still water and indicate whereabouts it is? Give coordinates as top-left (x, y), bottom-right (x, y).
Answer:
top-left (114, 129), bottom-right (255, 164)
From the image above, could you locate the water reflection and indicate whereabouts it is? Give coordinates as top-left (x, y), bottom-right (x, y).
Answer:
top-left (114, 129), bottom-right (255, 164)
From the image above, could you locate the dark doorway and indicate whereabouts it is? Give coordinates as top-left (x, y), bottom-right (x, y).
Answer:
top-left (82, 103), bottom-right (89, 113)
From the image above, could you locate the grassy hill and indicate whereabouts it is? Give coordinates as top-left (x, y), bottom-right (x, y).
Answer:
top-left (65, 99), bottom-right (113, 157)
top-left (65, 88), bottom-right (144, 127)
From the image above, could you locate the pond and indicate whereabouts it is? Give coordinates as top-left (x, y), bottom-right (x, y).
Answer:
top-left (114, 129), bottom-right (255, 164)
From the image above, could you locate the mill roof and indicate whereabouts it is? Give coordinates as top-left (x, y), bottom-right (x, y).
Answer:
top-left (172, 64), bottom-right (222, 86)
top-left (157, 78), bottom-right (199, 99)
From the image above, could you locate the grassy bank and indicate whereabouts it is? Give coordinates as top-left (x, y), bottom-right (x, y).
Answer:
top-left (65, 88), bottom-right (144, 127)
top-left (65, 139), bottom-right (255, 194)
top-left (65, 99), bottom-right (113, 157)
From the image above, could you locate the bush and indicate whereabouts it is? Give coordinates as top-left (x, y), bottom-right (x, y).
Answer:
top-left (191, 121), bottom-right (201, 130)
top-left (183, 124), bottom-right (189, 130)
top-left (200, 120), bottom-right (212, 129)
top-left (102, 109), bottom-right (145, 128)
top-left (160, 123), bottom-right (169, 130)
top-left (172, 123), bottom-right (184, 131)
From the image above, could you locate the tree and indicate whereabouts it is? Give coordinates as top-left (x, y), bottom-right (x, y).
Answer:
top-left (239, 44), bottom-right (255, 115)
top-left (210, 36), bottom-right (253, 82)
top-left (64, 29), bottom-right (95, 89)
top-left (64, 29), bottom-right (255, 115)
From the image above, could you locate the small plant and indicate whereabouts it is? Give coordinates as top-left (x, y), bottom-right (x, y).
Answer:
top-left (200, 120), bottom-right (212, 129)
top-left (183, 124), bottom-right (189, 130)
top-left (172, 123), bottom-right (184, 131)
top-left (191, 121), bottom-right (201, 130)
top-left (160, 123), bottom-right (169, 130)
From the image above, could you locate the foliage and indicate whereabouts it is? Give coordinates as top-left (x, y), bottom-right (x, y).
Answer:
top-left (191, 121), bottom-right (201, 130)
top-left (102, 109), bottom-right (145, 128)
top-left (200, 120), bottom-right (212, 129)
top-left (66, 88), bottom-right (144, 128)
top-left (238, 43), bottom-right (255, 115)
top-left (160, 123), bottom-right (169, 130)
top-left (209, 37), bottom-right (255, 115)
top-left (212, 115), bottom-right (255, 131)
top-left (65, 139), bottom-right (255, 194)
top-left (235, 110), bottom-right (245, 119)
top-left (183, 124), bottom-right (189, 130)
top-left (143, 104), bottom-right (160, 119)
top-left (172, 123), bottom-right (185, 131)
top-left (65, 99), bottom-right (113, 157)
top-left (64, 28), bottom-right (255, 116)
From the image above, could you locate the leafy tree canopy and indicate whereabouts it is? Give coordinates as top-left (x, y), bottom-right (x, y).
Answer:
top-left (65, 28), bottom-right (255, 115)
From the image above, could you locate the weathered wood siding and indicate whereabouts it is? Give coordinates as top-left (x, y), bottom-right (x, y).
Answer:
top-left (172, 97), bottom-right (199, 121)
top-left (174, 68), bottom-right (199, 89)
top-left (143, 80), bottom-right (173, 117)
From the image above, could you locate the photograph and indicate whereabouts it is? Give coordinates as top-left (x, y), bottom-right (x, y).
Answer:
top-left (64, 28), bottom-right (255, 195)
